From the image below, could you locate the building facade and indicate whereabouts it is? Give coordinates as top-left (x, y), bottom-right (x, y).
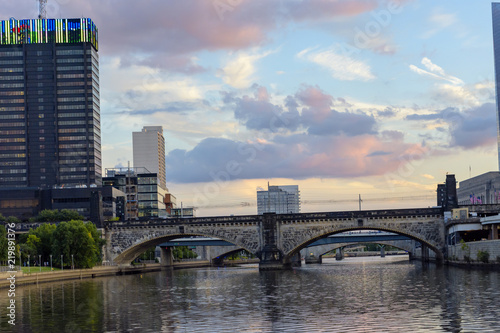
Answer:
top-left (0, 18), bottom-right (101, 188)
top-left (103, 167), bottom-right (169, 219)
top-left (492, 3), bottom-right (500, 169)
top-left (457, 171), bottom-right (500, 205)
top-left (257, 184), bottom-right (300, 215)
top-left (132, 126), bottom-right (166, 190)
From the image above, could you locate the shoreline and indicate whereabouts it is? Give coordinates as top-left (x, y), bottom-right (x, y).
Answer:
top-left (0, 261), bottom-right (211, 289)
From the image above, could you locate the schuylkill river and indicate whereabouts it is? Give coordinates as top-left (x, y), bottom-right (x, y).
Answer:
top-left (1, 256), bottom-right (500, 333)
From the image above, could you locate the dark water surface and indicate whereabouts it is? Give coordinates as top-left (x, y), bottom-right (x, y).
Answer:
top-left (1, 256), bottom-right (500, 332)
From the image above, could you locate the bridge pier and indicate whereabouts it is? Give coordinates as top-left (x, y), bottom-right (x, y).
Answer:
top-left (160, 247), bottom-right (174, 267)
top-left (379, 245), bottom-right (385, 258)
top-left (335, 247), bottom-right (344, 261)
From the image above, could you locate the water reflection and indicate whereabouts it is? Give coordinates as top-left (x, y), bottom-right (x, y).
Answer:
top-left (1, 257), bottom-right (500, 332)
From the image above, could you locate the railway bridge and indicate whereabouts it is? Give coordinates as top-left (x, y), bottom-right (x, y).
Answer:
top-left (104, 207), bottom-right (445, 270)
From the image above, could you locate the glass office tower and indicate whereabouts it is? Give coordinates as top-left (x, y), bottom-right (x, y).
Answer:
top-left (0, 18), bottom-right (101, 188)
top-left (493, 3), bottom-right (500, 169)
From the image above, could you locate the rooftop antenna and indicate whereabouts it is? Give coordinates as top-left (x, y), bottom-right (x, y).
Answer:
top-left (38, 0), bottom-right (47, 19)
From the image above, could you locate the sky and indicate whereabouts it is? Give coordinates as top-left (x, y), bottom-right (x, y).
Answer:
top-left (1, 0), bottom-right (498, 216)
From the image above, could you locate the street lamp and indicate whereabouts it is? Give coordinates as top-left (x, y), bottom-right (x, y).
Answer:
top-left (28, 254), bottom-right (30, 273)
top-left (71, 255), bottom-right (74, 270)
top-left (50, 255), bottom-right (52, 271)
top-left (61, 255), bottom-right (63, 271)
top-left (39, 255), bottom-right (41, 272)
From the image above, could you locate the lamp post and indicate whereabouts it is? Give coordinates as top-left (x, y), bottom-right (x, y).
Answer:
top-left (61, 255), bottom-right (63, 271)
top-left (71, 255), bottom-right (74, 270)
top-left (39, 254), bottom-right (41, 272)
top-left (28, 254), bottom-right (30, 273)
top-left (50, 255), bottom-right (52, 271)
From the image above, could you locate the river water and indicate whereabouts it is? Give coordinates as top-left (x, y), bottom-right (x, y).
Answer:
top-left (1, 256), bottom-right (499, 332)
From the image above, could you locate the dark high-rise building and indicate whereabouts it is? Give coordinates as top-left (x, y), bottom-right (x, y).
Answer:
top-left (0, 18), bottom-right (101, 188)
top-left (493, 3), bottom-right (500, 169)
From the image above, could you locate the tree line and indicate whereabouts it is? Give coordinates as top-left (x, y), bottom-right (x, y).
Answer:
top-left (0, 210), bottom-right (104, 268)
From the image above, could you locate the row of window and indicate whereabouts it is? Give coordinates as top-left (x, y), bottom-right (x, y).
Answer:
top-left (0, 106), bottom-right (24, 111)
top-left (0, 60), bottom-right (23, 65)
top-left (59, 151), bottom-right (87, 157)
top-left (0, 68), bottom-right (23, 73)
top-left (57, 105), bottom-right (86, 110)
top-left (59, 136), bottom-right (87, 141)
top-left (0, 122), bottom-right (24, 127)
top-left (0, 130), bottom-right (25, 135)
top-left (58, 128), bottom-right (87, 133)
top-left (0, 76), bottom-right (23, 81)
top-left (57, 81), bottom-right (87, 87)
top-left (59, 159), bottom-right (91, 165)
top-left (0, 177), bottom-right (26, 182)
top-left (0, 153), bottom-right (26, 158)
top-left (56, 58), bottom-right (84, 63)
top-left (59, 175), bottom-right (87, 180)
top-left (0, 138), bottom-right (25, 143)
top-left (0, 114), bottom-right (24, 119)
top-left (0, 169), bottom-right (26, 174)
top-left (57, 89), bottom-right (86, 94)
top-left (0, 83), bottom-right (23, 88)
top-left (0, 161), bottom-right (25, 166)
top-left (0, 99), bottom-right (24, 103)
top-left (60, 167), bottom-right (90, 172)
top-left (56, 50), bottom-right (84, 56)
top-left (0, 91), bottom-right (24, 96)
top-left (0, 145), bottom-right (25, 151)
top-left (0, 51), bottom-right (23, 57)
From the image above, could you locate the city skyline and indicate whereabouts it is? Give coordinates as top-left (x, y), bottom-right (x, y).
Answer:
top-left (0, 0), bottom-right (497, 216)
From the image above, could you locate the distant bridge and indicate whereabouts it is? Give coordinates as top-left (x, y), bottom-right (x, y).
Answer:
top-left (104, 207), bottom-right (445, 270)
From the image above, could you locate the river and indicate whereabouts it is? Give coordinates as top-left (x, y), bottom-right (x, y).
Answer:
top-left (1, 256), bottom-right (499, 332)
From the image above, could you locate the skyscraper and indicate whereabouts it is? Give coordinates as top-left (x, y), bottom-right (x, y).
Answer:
top-left (132, 126), bottom-right (166, 189)
top-left (0, 18), bottom-right (101, 188)
top-left (257, 184), bottom-right (300, 215)
top-left (492, 3), bottom-right (500, 169)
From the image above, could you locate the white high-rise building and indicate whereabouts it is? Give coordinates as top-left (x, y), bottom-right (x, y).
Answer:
top-left (257, 184), bottom-right (300, 215)
top-left (132, 126), bottom-right (166, 189)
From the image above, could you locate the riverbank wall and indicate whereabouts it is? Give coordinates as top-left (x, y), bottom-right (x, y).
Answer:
top-left (0, 261), bottom-right (211, 289)
top-left (446, 239), bottom-right (500, 268)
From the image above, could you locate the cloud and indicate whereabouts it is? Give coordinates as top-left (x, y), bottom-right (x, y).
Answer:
top-left (218, 50), bottom-right (273, 88)
top-left (166, 134), bottom-right (422, 183)
top-left (409, 57), bottom-right (463, 85)
top-left (222, 84), bottom-right (377, 135)
top-left (298, 47), bottom-right (375, 81)
top-left (406, 103), bottom-right (496, 150)
top-left (449, 103), bottom-right (497, 149)
top-left (422, 9), bottom-right (457, 39)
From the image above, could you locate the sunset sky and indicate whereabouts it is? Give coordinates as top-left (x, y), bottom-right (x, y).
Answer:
top-left (1, 0), bottom-right (498, 216)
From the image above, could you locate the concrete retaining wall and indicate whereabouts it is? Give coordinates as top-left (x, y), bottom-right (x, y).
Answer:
top-left (447, 240), bottom-right (500, 263)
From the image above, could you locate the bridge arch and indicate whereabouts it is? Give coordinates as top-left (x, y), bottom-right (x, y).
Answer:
top-left (284, 226), bottom-right (444, 263)
top-left (110, 232), bottom-right (255, 265)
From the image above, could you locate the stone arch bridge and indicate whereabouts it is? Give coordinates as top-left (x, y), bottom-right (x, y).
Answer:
top-left (104, 207), bottom-right (444, 270)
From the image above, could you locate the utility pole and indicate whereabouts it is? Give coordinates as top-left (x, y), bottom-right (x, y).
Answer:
top-left (38, 0), bottom-right (47, 19)
top-left (358, 194), bottom-right (362, 211)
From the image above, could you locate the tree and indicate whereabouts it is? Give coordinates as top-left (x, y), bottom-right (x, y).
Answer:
top-left (30, 223), bottom-right (56, 260)
top-left (6, 216), bottom-right (20, 224)
top-left (0, 213), bottom-right (5, 222)
top-left (36, 209), bottom-right (83, 222)
top-left (51, 220), bottom-right (102, 268)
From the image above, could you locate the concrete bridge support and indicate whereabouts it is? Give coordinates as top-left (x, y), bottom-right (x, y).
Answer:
top-left (335, 247), bottom-right (344, 261)
top-left (379, 245), bottom-right (385, 258)
top-left (160, 247), bottom-right (174, 267)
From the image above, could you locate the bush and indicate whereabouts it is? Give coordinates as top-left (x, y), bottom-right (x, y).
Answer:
top-left (477, 250), bottom-right (489, 263)
top-left (463, 255), bottom-right (471, 263)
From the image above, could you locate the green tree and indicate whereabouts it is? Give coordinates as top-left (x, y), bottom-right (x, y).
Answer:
top-left (0, 213), bottom-right (5, 222)
top-left (0, 225), bottom-right (7, 263)
top-left (6, 216), bottom-right (20, 224)
top-left (30, 223), bottom-right (56, 260)
top-left (51, 220), bottom-right (102, 268)
top-left (36, 209), bottom-right (83, 222)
